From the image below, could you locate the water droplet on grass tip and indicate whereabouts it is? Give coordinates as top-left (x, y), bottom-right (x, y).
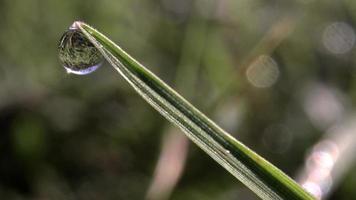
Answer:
top-left (58, 22), bottom-right (103, 75)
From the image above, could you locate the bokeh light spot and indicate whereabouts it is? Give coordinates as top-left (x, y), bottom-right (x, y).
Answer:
top-left (246, 55), bottom-right (279, 88)
top-left (322, 22), bottom-right (355, 54)
top-left (302, 182), bottom-right (322, 199)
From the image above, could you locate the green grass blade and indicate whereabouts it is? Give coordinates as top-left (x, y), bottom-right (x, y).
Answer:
top-left (76, 22), bottom-right (315, 200)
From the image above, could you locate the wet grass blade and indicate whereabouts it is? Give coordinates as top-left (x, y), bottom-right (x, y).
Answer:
top-left (77, 22), bottom-right (315, 200)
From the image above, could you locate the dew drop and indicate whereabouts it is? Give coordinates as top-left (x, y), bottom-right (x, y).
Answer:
top-left (58, 23), bottom-right (103, 75)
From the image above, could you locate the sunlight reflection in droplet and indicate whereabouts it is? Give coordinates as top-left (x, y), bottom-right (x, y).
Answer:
top-left (322, 22), bottom-right (355, 54)
top-left (246, 55), bottom-right (279, 88)
top-left (64, 63), bottom-right (102, 75)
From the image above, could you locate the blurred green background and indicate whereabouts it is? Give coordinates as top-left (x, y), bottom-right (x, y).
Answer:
top-left (1, 0), bottom-right (356, 199)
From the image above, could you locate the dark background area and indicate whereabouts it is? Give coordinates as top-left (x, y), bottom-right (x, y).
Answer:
top-left (1, 0), bottom-right (356, 199)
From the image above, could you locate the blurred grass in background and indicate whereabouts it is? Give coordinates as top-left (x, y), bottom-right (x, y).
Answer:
top-left (1, 0), bottom-right (356, 199)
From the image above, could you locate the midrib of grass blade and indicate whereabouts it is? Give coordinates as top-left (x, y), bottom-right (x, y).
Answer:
top-left (77, 22), bottom-right (315, 200)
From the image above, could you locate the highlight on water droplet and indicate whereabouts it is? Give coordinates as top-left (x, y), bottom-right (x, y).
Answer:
top-left (58, 22), bottom-right (103, 75)
top-left (63, 63), bottom-right (102, 75)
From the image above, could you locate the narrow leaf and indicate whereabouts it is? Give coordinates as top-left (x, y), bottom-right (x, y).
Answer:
top-left (76, 22), bottom-right (315, 200)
